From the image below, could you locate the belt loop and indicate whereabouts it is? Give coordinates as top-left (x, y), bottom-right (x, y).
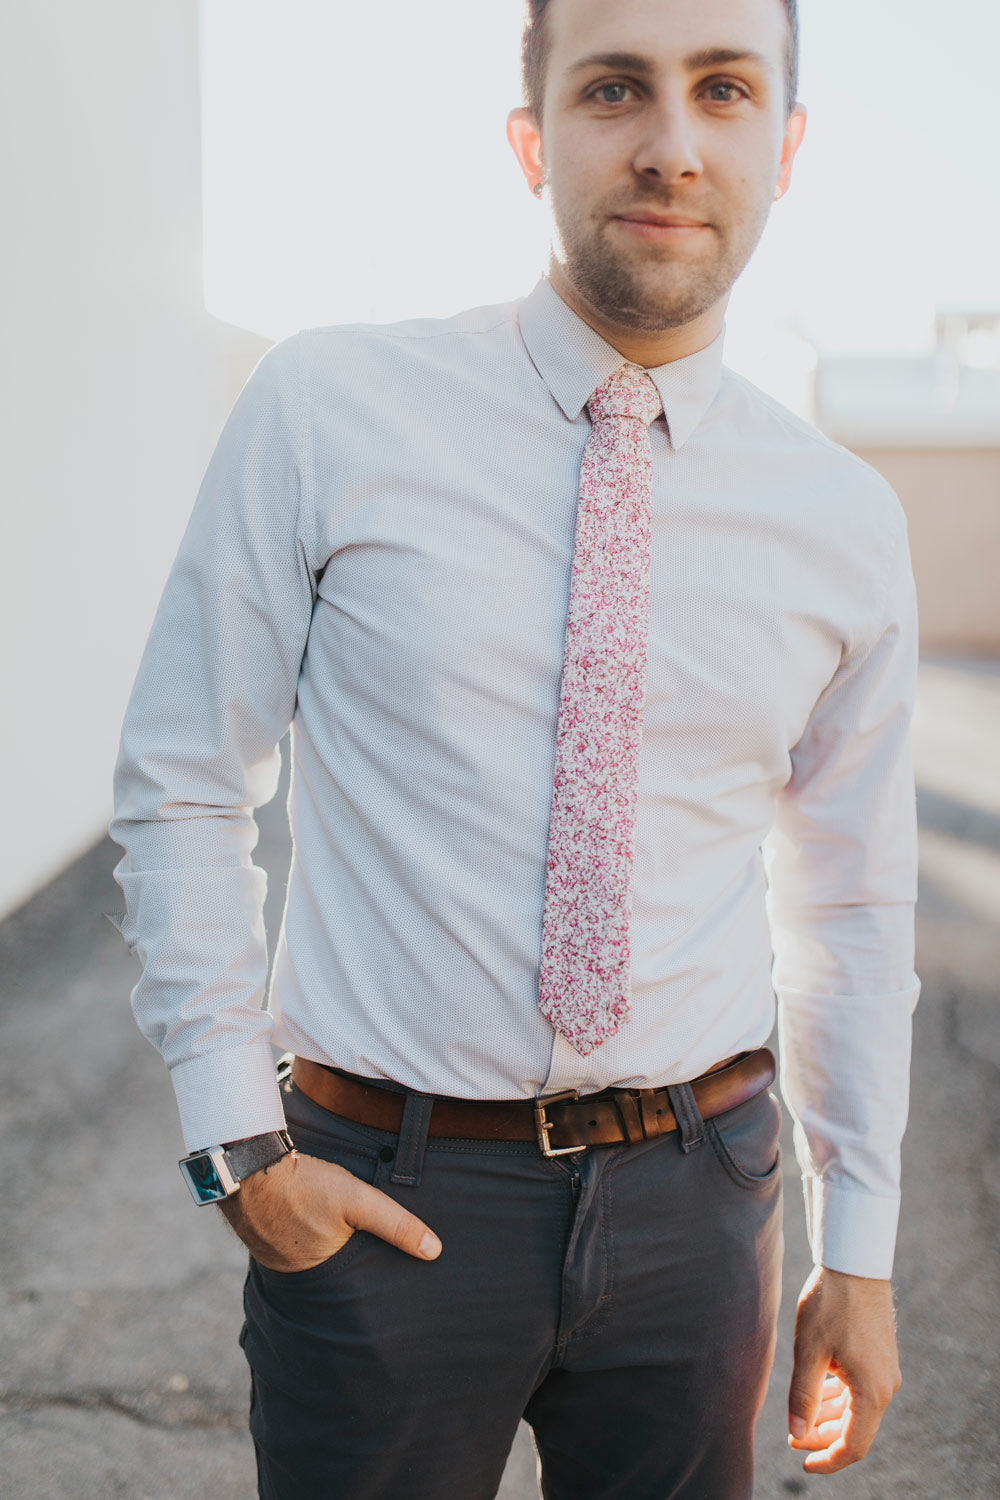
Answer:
top-left (390, 1090), bottom-right (434, 1186)
top-left (666, 1081), bottom-right (705, 1154)
top-left (612, 1091), bottom-right (646, 1146)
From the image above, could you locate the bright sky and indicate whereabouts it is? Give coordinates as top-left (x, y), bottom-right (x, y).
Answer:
top-left (199, 0), bottom-right (1000, 401)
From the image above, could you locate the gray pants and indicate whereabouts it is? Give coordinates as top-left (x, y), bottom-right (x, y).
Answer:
top-left (241, 1069), bottom-right (783, 1499)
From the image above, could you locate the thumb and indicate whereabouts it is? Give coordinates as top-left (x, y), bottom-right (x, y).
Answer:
top-left (788, 1333), bottom-right (830, 1441)
top-left (344, 1175), bottom-right (442, 1262)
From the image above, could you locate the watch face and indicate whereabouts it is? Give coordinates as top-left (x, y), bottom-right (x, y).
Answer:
top-left (180, 1150), bottom-right (230, 1204)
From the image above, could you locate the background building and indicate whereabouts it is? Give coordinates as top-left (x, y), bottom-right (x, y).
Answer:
top-left (815, 309), bottom-right (1000, 653)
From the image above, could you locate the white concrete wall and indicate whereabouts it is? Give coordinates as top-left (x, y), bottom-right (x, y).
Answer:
top-left (0, 1), bottom-right (271, 919)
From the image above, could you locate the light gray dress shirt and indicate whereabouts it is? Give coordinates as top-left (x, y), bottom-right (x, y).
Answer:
top-left (110, 276), bottom-right (920, 1278)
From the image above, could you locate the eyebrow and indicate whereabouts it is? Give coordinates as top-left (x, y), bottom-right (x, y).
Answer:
top-left (566, 48), bottom-right (776, 79)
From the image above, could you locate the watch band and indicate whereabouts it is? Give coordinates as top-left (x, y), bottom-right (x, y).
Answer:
top-left (223, 1130), bottom-right (294, 1182)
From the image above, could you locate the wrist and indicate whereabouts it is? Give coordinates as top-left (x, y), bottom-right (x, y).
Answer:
top-left (804, 1267), bottom-right (896, 1319)
top-left (218, 1150), bottom-right (305, 1263)
top-left (178, 1129), bottom-right (294, 1206)
top-left (818, 1266), bottom-right (893, 1290)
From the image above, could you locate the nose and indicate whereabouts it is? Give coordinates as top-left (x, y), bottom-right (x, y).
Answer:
top-left (631, 94), bottom-right (703, 186)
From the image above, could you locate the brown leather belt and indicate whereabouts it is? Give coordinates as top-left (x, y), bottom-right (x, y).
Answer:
top-left (290, 1047), bottom-right (775, 1158)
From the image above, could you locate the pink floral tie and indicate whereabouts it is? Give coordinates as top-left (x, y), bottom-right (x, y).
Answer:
top-left (538, 362), bottom-right (663, 1056)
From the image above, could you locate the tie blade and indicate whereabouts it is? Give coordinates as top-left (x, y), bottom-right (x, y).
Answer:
top-left (537, 365), bottom-right (659, 1054)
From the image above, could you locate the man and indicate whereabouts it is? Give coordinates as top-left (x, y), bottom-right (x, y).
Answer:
top-left (109, 0), bottom-right (918, 1494)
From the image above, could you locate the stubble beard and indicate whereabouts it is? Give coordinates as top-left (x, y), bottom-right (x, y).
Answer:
top-left (553, 198), bottom-right (771, 332)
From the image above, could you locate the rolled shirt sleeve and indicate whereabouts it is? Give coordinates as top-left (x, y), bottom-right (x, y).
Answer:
top-left (763, 499), bottom-right (921, 1279)
top-left (109, 335), bottom-right (316, 1152)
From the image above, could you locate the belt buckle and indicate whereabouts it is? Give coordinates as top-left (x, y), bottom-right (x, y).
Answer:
top-left (533, 1088), bottom-right (583, 1157)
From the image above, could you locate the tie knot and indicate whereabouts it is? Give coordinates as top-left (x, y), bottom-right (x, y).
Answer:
top-left (587, 363), bottom-right (663, 426)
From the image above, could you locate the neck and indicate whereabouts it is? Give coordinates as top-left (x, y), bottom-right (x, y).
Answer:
top-left (547, 256), bottom-right (726, 367)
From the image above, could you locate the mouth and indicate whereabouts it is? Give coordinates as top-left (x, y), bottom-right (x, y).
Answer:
top-left (613, 213), bottom-right (710, 243)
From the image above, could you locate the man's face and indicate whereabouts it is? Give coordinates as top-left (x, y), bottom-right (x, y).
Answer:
top-left (528, 0), bottom-right (804, 333)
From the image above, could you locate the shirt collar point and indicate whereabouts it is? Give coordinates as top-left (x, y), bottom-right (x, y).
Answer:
top-left (519, 277), bottom-right (724, 443)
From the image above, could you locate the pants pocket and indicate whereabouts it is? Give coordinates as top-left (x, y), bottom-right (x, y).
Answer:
top-left (705, 1087), bottom-right (782, 1191)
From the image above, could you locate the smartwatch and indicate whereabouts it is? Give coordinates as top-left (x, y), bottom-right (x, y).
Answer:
top-left (178, 1129), bottom-right (295, 1206)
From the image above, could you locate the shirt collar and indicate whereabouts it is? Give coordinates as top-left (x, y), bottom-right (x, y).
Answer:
top-left (517, 274), bottom-right (726, 451)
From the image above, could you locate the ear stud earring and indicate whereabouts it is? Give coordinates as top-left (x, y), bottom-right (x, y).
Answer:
top-left (533, 181), bottom-right (544, 197)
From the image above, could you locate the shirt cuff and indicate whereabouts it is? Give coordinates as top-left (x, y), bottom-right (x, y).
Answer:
top-left (803, 1174), bottom-right (901, 1279)
top-left (170, 1039), bottom-right (287, 1152)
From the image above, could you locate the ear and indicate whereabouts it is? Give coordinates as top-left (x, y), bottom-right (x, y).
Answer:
top-left (774, 103), bottom-right (807, 199)
top-left (507, 107), bottom-right (545, 196)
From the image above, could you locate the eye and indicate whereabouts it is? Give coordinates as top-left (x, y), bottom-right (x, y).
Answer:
top-left (591, 81), bottom-right (634, 105)
top-left (703, 79), bottom-right (748, 104)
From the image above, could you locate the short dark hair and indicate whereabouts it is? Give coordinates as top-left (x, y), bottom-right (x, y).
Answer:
top-left (521, 0), bottom-right (800, 123)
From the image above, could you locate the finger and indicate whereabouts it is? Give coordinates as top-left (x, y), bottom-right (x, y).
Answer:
top-left (788, 1343), bottom-right (832, 1441)
top-left (790, 1416), bottom-right (848, 1452)
top-left (789, 1395), bottom-right (847, 1451)
top-left (802, 1390), bottom-right (884, 1474)
top-left (811, 1408), bottom-right (846, 1435)
top-left (344, 1177), bottom-right (442, 1260)
top-left (816, 1387), bottom-right (849, 1422)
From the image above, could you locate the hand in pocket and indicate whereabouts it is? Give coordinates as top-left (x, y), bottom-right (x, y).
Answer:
top-left (219, 1149), bottom-right (442, 1272)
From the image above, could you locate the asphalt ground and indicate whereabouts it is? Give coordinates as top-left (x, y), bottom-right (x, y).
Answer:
top-left (1, 656), bottom-right (997, 1498)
